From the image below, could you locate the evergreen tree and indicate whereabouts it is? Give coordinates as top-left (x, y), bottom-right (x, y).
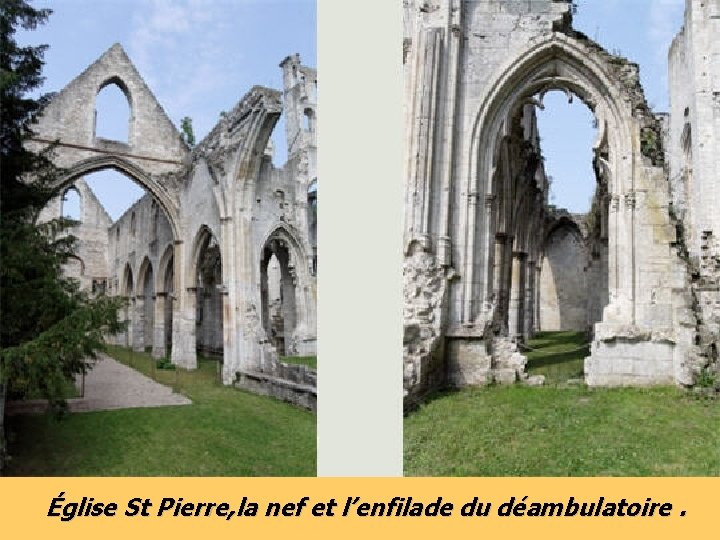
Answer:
top-left (0, 1), bottom-right (124, 465)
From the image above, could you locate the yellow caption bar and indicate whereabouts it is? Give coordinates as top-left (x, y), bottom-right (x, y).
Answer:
top-left (0, 478), bottom-right (716, 538)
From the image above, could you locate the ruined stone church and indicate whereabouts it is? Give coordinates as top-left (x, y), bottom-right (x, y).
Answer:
top-left (31, 44), bottom-right (317, 408)
top-left (403, 0), bottom-right (720, 406)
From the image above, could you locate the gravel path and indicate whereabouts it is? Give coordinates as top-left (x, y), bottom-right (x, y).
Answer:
top-left (68, 354), bottom-right (192, 412)
top-left (6, 354), bottom-right (191, 415)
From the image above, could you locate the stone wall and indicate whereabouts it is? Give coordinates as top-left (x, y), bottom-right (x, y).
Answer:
top-left (668, 0), bottom-right (720, 259)
top-left (234, 361), bottom-right (317, 411)
top-left (38, 178), bottom-right (113, 292)
top-left (403, 0), bottom-right (706, 402)
top-left (31, 44), bottom-right (318, 407)
top-left (666, 0), bottom-right (720, 381)
top-left (539, 225), bottom-right (588, 332)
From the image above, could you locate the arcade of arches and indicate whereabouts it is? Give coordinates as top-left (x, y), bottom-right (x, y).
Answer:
top-left (31, 45), bottom-right (318, 409)
top-left (402, 0), bottom-right (720, 406)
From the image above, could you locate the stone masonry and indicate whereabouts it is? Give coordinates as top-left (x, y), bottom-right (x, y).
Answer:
top-left (403, 0), bottom-right (718, 407)
top-left (32, 45), bottom-right (317, 410)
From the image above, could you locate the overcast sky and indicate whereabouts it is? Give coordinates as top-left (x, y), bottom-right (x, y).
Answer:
top-left (538, 0), bottom-right (686, 212)
top-left (20, 0), bottom-right (316, 220)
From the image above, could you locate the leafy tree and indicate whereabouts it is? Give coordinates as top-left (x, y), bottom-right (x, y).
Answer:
top-left (180, 116), bottom-right (195, 146)
top-left (1, 1), bottom-right (125, 465)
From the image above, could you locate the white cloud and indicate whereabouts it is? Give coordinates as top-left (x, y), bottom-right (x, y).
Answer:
top-left (127, 0), bottom-right (243, 139)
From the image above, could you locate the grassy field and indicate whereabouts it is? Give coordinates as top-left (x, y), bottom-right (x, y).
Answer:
top-left (280, 355), bottom-right (317, 370)
top-left (405, 331), bottom-right (720, 476)
top-left (4, 346), bottom-right (316, 476)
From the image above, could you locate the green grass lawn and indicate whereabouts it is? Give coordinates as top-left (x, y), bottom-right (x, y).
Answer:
top-left (405, 331), bottom-right (720, 476)
top-left (280, 355), bottom-right (317, 370)
top-left (524, 330), bottom-right (589, 385)
top-left (4, 346), bottom-right (316, 476)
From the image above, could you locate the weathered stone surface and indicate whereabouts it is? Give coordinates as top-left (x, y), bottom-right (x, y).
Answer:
top-left (33, 46), bottom-right (317, 406)
top-left (524, 375), bottom-right (546, 387)
top-left (403, 0), bottom-right (716, 404)
top-left (539, 219), bottom-right (589, 332)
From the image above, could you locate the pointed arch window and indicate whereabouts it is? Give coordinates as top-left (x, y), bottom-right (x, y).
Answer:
top-left (62, 187), bottom-right (82, 221)
top-left (95, 78), bottom-right (131, 143)
top-left (303, 108), bottom-right (315, 133)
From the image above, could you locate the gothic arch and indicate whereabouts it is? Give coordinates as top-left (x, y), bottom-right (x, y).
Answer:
top-left (187, 225), bottom-right (222, 287)
top-left (94, 76), bottom-right (133, 143)
top-left (121, 262), bottom-right (134, 297)
top-left (61, 185), bottom-right (83, 221)
top-left (543, 215), bottom-right (584, 249)
top-left (231, 88), bottom-right (282, 204)
top-left (462, 34), bottom-right (635, 325)
top-left (156, 243), bottom-right (175, 294)
top-left (137, 256), bottom-right (154, 295)
top-left (96, 76), bottom-right (133, 109)
top-left (50, 155), bottom-right (181, 239)
top-left (259, 223), bottom-right (315, 354)
top-left (261, 223), bottom-right (310, 263)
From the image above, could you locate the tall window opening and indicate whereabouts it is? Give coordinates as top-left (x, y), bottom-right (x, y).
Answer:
top-left (307, 179), bottom-right (317, 275)
top-left (260, 235), bottom-right (297, 356)
top-left (535, 91), bottom-right (596, 212)
top-left (95, 80), bottom-right (131, 143)
top-left (195, 230), bottom-right (223, 358)
top-left (62, 187), bottom-right (82, 221)
top-left (303, 108), bottom-right (315, 133)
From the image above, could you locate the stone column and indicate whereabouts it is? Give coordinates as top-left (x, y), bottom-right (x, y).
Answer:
top-left (120, 300), bottom-right (130, 347)
top-left (202, 290), bottom-right (213, 356)
top-left (500, 235), bottom-right (515, 328)
top-left (492, 233), bottom-right (508, 308)
top-left (534, 263), bottom-right (542, 333)
top-left (170, 240), bottom-right (199, 370)
top-left (152, 293), bottom-right (166, 358)
top-left (524, 260), bottom-right (536, 339)
top-left (132, 295), bottom-right (145, 352)
top-left (508, 252), bottom-right (526, 340)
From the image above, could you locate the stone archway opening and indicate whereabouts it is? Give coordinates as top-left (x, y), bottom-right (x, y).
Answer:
top-left (37, 160), bottom-right (182, 361)
top-left (194, 229), bottom-right (224, 360)
top-left (260, 237), bottom-right (297, 356)
top-left (487, 86), bottom-right (611, 346)
top-left (455, 39), bottom-right (635, 389)
top-left (61, 187), bottom-right (82, 221)
top-left (531, 90), bottom-right (610, 339)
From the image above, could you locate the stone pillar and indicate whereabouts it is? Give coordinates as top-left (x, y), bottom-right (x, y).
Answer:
top-left (492, 232), bottom-right (508, 317)
top-left (115, 300), bottom-right (128, 347)
top-left (501, 236), bottom-right (515, 327)
top-left (508, 252), bottom-right (526, 340)
top-left (126, 300), bottom-right (134, 348)
top-left (202, 290), bottom-right (213, 355)
top-left (291, 267), bottom-right (317, 356)
top-left (534, 264), bottom-right (542, 333)
top-left (170, 240), bottom-right (198, 370)
top-left (524, 260), bottom-right (536, 339)
top-left (132, 295), bottom-right (145, 352)
top-left (152, 293), bottom-right (166, 358)
top-left (177, 287), bottom-right (198, 368)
